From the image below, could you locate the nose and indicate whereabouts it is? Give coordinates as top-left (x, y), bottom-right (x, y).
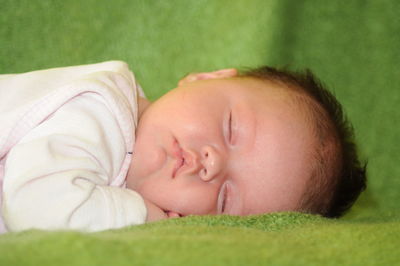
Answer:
top-left (199, 145), bottom-right (225, 182)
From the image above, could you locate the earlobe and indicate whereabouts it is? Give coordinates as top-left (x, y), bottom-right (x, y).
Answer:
top-left (178, 68), bottom-right (238, 86)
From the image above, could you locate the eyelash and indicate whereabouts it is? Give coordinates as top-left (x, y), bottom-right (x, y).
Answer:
top-left (228, 111), bottom-right (233, 143)
top-left (221, 183), bottom-right (228, 213)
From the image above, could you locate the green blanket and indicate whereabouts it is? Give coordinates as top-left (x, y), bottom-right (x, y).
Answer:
top-left (1, 1), bottom-right (399, 265)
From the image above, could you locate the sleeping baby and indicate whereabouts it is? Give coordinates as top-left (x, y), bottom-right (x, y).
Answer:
top-left (0, 61), bottom-right (366, 233)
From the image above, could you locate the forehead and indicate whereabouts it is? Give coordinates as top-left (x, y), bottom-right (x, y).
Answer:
top-left (182, 77), bottom-right (294, 104)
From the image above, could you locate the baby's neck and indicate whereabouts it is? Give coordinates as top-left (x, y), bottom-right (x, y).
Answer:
top-left (138, 97), bottom-right (151, 119)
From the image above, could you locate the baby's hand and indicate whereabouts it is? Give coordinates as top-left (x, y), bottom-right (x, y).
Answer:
top-left (178, 68), bottom-right (238, 86)
top-left (164, 211), bottom-right (181, 218)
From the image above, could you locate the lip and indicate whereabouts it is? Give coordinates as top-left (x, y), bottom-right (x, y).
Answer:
top-left (172, 139), bottom-right (184, 178)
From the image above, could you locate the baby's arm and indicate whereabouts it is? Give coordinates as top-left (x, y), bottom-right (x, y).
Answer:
top-left (3, 142), bottom-right (147, 232)
top-left (2, 93), bottom-right (148, 232)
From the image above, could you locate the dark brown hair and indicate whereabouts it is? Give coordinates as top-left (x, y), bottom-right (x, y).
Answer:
top-left (240, 66), bottom-right (367, 218)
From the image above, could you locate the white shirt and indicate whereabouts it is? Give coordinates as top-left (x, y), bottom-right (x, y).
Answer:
top-left (0, 61), bottom-right (147, 233)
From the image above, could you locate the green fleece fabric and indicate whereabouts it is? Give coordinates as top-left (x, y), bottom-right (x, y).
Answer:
top-left (1, 0), bottom-right (399, 265)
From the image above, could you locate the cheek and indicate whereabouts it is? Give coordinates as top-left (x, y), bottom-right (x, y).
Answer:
top-left (144, 95), bottom-right (220, 146)
top-left (131, 144), bottom-right (166, 183)
top-left (138, 176), bottom-right (219, 215)
top-left (177, 185), bottom-right (219, 215)
top-left (174, 112), bottom-right (221, 150)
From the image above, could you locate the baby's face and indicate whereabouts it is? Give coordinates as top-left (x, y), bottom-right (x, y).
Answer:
top-left (127, 77), bottom-right (315, 216)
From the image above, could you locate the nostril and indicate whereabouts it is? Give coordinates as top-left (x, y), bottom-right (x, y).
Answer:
top-left (199, 168), bottom-right (209, 181)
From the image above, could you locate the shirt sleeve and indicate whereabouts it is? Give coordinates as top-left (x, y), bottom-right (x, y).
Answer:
top-left (1, 92), bottom-right (147, 232)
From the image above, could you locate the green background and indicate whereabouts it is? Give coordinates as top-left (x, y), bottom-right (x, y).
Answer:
top-left (1, 0), bottom-right (399, 265)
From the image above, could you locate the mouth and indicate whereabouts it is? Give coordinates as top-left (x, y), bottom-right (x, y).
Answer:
top-left (172, 157), bottom-right (184, 178)
top-left (172, 139), bottom-right (184, 178)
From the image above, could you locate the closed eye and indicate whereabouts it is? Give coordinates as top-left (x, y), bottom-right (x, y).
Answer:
top-left (228, 111), bottom-right (233, 143)
top-left (222, 188), bottom-right (227, 213)
top-left (219, 182), bottom-right (229, 214)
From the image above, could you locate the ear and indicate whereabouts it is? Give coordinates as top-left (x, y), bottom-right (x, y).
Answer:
top-left (178, 68), bottom-right (238, 86)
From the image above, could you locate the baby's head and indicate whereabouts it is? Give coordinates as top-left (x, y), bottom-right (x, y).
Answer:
top-left (127, 67), bottom-right (366, 218)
